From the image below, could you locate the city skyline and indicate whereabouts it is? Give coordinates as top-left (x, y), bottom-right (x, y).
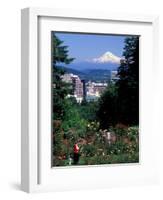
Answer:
top-left (61, 71), bottom-right (117, 103)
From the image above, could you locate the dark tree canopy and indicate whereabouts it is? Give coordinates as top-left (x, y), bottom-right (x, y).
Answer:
top-left (97, 36), bottom-right (139, 128)
top-left (97, 83), bottom-right (118, 128)
top-left (116, 36), bottom-right (139, 125)
top-left (52, 33), bottom-right (74, 120)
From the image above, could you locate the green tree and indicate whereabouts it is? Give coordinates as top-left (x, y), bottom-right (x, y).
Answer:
top-left (52, 33), bottom-right (74, 120)
top-left (97, 83), bottom-right (118, 128)
top-left (97, 36), bottom-right (139, 128)
top-left (52, 33), bottom-right (75, 166)
top-left (116, 36), bottom-right (139, 125)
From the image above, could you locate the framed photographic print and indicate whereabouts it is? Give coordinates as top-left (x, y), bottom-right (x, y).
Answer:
top-left (21, 8), bottom-right (159, 193)
top-left (51, 32), bottom-right (140, 167)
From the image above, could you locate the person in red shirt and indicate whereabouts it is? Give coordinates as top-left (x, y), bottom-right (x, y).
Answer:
top-left (73, 143), bottom-right (80, 164)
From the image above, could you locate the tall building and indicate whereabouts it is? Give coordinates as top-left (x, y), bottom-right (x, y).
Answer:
top-left (62, 73), bottom-right (84, 103)
top-left (62, 73), bottom-right (73, 83)
top-left (71, 75), bottom-right (83, 103)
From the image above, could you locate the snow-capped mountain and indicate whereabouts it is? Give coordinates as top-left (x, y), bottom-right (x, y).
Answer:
top-left (59, 51), bottom-right (122, 71)
top-left (92, 51), bottom-right (121, 64)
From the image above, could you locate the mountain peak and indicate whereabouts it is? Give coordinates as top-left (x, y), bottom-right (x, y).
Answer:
top-left (92, 51), bottom-right (121, 64)
top-left (105, 51), bottom-right (114, 55)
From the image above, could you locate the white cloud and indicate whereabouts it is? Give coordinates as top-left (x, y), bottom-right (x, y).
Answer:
top-left (92, 51), bottom-right (122, 64)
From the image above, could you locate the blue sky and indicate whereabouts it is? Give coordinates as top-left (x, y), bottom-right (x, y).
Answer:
top-left (55, 32), bottom-right (127, 63)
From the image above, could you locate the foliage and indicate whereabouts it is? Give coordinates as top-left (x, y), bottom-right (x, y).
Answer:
top-left (82, 144), bottom-right (97, 157)
top-left (52, 33), bottom-right (74, 121)
top-left (97, 36), bottom-right (139, 128)
top-left (52, 33), bottom-right (75, 165)
top-left (97, 83), bottom-right (118, 128)
top-left (78, 101), bottom-right (99, 121)
top-left (116, 36), bottom-right (139, 125)
top-left (61, 99), bottom-right (88, 140)
top-left (127, 126), bottom-right (139, 141)
top-left (110, 124), bottom-right (128, 137)
top-left (53, 121), bottom-right (139, 166)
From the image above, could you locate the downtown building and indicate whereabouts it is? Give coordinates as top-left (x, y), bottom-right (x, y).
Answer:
top-left (62, 73), bottom-right (85, 103)
top-left (62, 73), bottom-right (107, 103)
top-left (86, 81), bottom-right (107, 101)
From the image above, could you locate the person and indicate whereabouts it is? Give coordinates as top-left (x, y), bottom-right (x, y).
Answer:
top-left (73, 143), bottom-right (80, 164)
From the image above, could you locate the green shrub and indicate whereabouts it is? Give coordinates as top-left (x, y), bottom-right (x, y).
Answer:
top-left (82, 144), bottom-right (97, 157)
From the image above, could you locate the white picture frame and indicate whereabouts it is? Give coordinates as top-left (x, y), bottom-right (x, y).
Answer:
top-left (21, 7), bottom-right (159, 193)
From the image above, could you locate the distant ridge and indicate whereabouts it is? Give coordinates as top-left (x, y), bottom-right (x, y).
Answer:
top-left (69, 61), bottom-right (119, 71)
top-left (62, 67), bottom-right (85, 76)
top-left (61, 66), bottom-right (111, 82)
